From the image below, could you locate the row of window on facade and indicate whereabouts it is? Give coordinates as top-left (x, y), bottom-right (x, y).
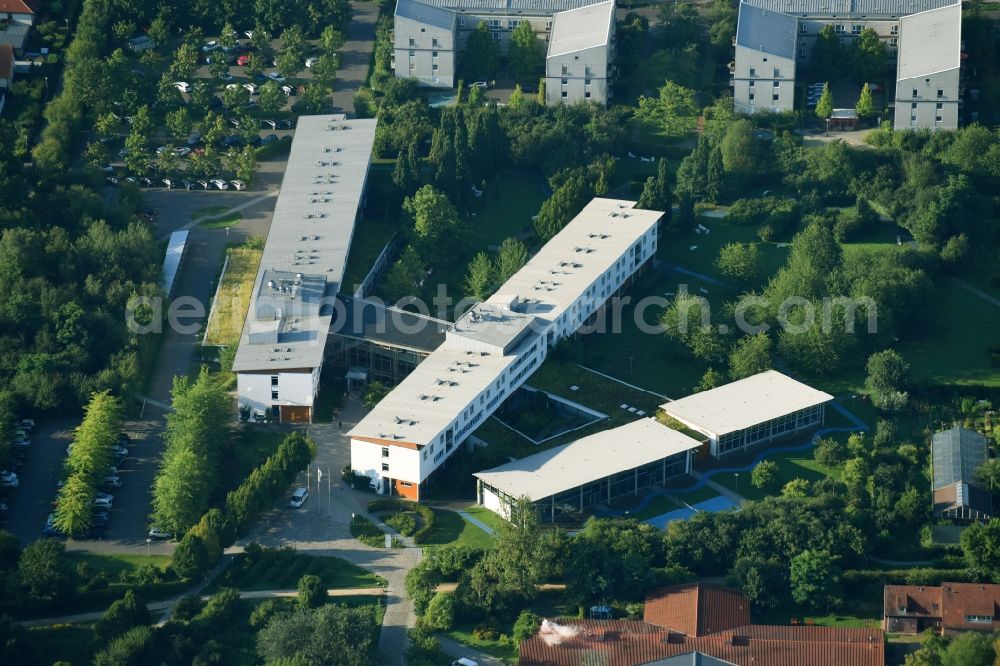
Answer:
top-left (802, 23), bottom-right (898, 35)
top-left (716, 404), bottom-right (823, 454)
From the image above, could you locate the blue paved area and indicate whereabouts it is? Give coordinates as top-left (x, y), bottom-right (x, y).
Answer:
top-left (645, 495), bottom-right (739, 529)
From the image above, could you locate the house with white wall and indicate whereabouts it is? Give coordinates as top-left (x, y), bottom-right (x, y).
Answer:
top-left (0, 0), bottom-right (36, 53)
top-left (233, 115), bottom-right (377, 423)
top-left (349, 198), bottom-right (663, 500)
top-left (393, 0), bottom-right (615, 105)
top-left (732, 0), bottom-right (962, 130)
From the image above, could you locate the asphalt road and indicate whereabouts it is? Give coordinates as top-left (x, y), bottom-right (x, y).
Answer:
top-left (331, 0), bottom-right (378, 115)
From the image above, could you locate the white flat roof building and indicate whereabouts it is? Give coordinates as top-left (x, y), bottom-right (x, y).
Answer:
top-left (233, 115), bottom-right (377, 423)
top-left (474, 418), bottom-right (702, 513)
top-left (660, 370), bottom-right (832, 458)
top-left (350, 198), bottom-right (663, 499)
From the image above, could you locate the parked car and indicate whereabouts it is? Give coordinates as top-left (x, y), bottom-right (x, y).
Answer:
top-left (162, 179), bottom-right (175, 189)
top-left (243, 82), bottom-right (259, 94)
top-left (219, 72), bottom-right (234, 81)
top-left (210, 179), bottom-right (229, 190)
top-left (182, 180), bottom-right (195, 190)
top-left (230, 180), bottom-right (246, 190)
top-left (1, 471), bottom-right (18, 488)
top-left (470, 81), bottom-right (489, 89)
top-left (93, 496), bottom-right (113, 509)
top-left (261, 119), bottom-right (277, 129)
top-left (281, 85), bottom-right (295, 96)
top-left (174, 81), bottom-right (191, 93)
top-left (202, 40), bottom-right (219, 52)
top-left (225, 83), bottom-right (241, 91)
top-left (112, 445), bottom-right (128, 458)
top-left (451, 659), bottom-right (479, 666)
top-left (197, 180), bottom-right (210, 190)
top-left (103, 476), bottom-right (122, 488)
top-left (106, 176), bottom-right (119, 185)
top-left (139, 177), bottom-right (153, 187)
top-left (222, 135), bottom-right (244, 148)
top-left (244, 30), bottom-right (255, 39)
top-left (229, 117), bottom-right (241, 128)
top-left (237, 54), bottom-right (251, 66)
top-left (278, 119), bottom-right (295, 129)
top-left (98, 164), bottom-right (114, 173)
top-left (148, 527), bottom-right (172, 540)
top-left (261, 133), bottom-right (279, 145)
top-left (186, 132), bottom-right (202, 146)
top-left (42, 521), bottom-right (65, 538)
top-left (16, 419), bottom-right (35, 430)
top-left (289, 487), bottom-right (308, 508)
top-left (267, 71), bottom-right (285, 82)
top-left (174, 147), bottom-right (192, 157)
top-left (248, 135), bottom-right (262, 147)
top-left (305, 56), bottom-right (319, 68)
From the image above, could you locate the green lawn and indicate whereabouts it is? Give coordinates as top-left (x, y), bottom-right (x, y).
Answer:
top-left (897, 282), bottom-right (1000, 388)
top-left (66, 552), bottom-right (172, 579)
top-left (209, 552), bottom-right (385, 592)
top-left (342, 215), bottom-right (404, 292)
top-left (711, 447), bottom-right (840, 501)
top-left (434, 169), bottom-right (547, 298)
top-left (227, 429), bottom-right (287, 494)
top-left (199, 211), bottom-right (243, 228)
top-left (192, 205), bottom-right (229, 219)
top-left (444, 627), bottom-right (519, 664)
top-left (462, 505), bottom-right (507, 532)
top-left (421, 508), bottom-right (496, 550)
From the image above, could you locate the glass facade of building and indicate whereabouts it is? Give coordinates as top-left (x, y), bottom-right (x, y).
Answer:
top-left (716, 404), bottom-right (824, 455)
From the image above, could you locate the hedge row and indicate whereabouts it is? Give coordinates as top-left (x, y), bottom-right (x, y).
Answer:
top-left (172, 432), bottom-right (316, 580)
top-left (366, 499), bottom-right (436, 544)
top-left (843, 568), bottom-right (974, 590)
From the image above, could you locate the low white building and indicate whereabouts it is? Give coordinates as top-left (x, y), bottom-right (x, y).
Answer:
top-left (732, 0), bottom-right (962, 131)
top-left (659, 370), bottom-right (832, 458)
top-left (393, 0), bottom-right (615, 105)
top-left (475, 418), bottom-right (703, 522)
top-left (349, 198), bottom-right (663, 499)
top-left (233, 115), bottom-right (377, 423)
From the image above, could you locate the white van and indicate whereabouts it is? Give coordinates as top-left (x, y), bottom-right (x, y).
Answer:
top-left (289, 487), bottom-right (308, 508)
top-left (451, 659), bottom-right (479, 666)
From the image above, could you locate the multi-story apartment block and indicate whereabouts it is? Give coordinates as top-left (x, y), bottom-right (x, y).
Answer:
top-left (733, 0), bottom-right (961, 130)
top-left (393, 0), bottom-right (615, 105)
top-left (349, 198), bottom-right (663, 499)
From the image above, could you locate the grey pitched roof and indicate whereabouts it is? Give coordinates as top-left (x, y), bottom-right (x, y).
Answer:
top-left (932, 427), bottom-right (988, 489)
top-left (408, 0), bottom-right (607, 14)
top-left (736, 2), bottom-right (797, 60)
top-left (742, 0), bottom-right (958, 17)
top-left (395, 0), bottom-right (456, 31)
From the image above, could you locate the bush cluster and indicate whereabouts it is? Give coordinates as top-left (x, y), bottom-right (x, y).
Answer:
top-left (367, 499), bottom-right (436, 543)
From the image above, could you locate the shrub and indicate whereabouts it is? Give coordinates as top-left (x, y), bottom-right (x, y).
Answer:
top-left (472, 624), bottom-right (501, 641)
top-left (298, 574), bottom-right (326, 609)
top-left (96, 589), bottom-right (150, 641)
top-left (172, 533), bottom-right (212, 581)
top-left (171, 594), bottom-right (203, 621)
top-left (367, 499), bottom-right (436, 544)
top-left (422, 592), bottom-right (455, 631)
top-left (814, 437), bottom-right (847, 467)
top-left (512, 609), bottom-right (542, 643)
top-left (384, 512), bottom-right (417, 536)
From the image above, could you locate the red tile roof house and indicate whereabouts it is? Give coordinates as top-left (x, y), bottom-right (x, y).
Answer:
top-left (884, 583), bottom-right (1000, 636)
top-left (0, 0), bottom-right (37, 53)
top-left (519, 582), bottom-right (885, 666)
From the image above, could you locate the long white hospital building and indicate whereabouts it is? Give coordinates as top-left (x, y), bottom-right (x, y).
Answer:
top-left (349, 198), bottom-right (662, 499)
top-left (232, 115), bottom-right (376, 423)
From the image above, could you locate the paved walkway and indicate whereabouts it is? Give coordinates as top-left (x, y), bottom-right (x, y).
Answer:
top-left (457, 510), bottom-right (496, 535)
top-left (691, 469), bottom-right (746, 504)
top-left (952, 277), bottom-right (1000, 308)
top-left (331, 1), bottom-right (379, 116)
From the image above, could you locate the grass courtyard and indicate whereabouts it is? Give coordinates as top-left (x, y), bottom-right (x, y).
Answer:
top-left (710, 446), bottom-right (841, 502)
top-left (208, 551), bottom-right (385, 592)
top-left (421, 508), bottom-right (496, 550)
top-left (203, 244), bottom-right (262, 346)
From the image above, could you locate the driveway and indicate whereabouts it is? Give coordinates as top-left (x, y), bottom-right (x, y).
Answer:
top-left (437, 635), bottom-right (508, 666)
top-left (241, 395), bottom-right (421, 666)
top-left (331, 1), bottom-right (379, 115)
